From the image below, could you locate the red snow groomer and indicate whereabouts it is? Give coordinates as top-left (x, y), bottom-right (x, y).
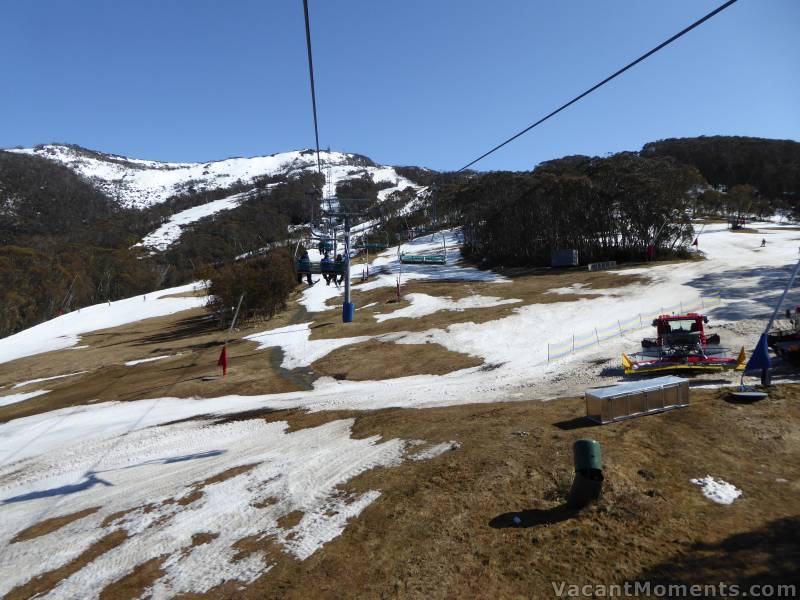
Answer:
top-left (622, 313), bottom-right (745, 375)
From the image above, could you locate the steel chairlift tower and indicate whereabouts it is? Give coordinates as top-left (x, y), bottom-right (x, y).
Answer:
top-left (322, 208), bottom-right (364, 323)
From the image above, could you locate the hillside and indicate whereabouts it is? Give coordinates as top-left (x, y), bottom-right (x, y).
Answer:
top-left (642, 135), bottom-right (800, 203)
top-left (0, 219), bottom-right (799, 598)
top-left (8, 144), bottom-right (421, 210)
top-left (0, 144), bottom-right (430, 336)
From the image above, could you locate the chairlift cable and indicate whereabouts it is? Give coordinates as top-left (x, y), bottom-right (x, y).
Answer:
top-left (456, 0), bottom-right (739, 172)
top-left (302, 0), bottom-right (334, 237)
top-left (302, 0), bottom-right (323, 178)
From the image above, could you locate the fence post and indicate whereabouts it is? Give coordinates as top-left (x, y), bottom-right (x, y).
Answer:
top-left (639, 313), bottom-right (643, 328)
top-left (680, 300), bottom-right (684, 313)
top-left (572, 334), bottom-right (575, 352)
top-left (618, 320), bottom-right (623, 335)
top-left (547, 343), bottom-right (550, 364)
top-left (595, 327), bottom-right (600, 346)
top-left (701, 296), bottom-right (705, 309)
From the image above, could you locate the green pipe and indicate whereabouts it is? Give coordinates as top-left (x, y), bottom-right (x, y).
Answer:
top-left (567, 439), bottom-right (604, 509)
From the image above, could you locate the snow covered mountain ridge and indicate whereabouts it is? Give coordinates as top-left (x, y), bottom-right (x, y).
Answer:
top-left (8, 144), bottom-right (420, 209)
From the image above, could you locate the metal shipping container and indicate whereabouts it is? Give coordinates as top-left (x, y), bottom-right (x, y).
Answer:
top-left (585, 376), bottom-right (689, 424)
top-left (551, 249), bottom-right (579, 267)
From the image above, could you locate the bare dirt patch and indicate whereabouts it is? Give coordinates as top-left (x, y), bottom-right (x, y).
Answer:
top-left (228, 534), bottom-right (287, 572)
top-left (158, 289), bottom-right (207, 299)
top-left (276, 510), bottom-right (304, 530)
top-left (99, 555), bottom-right (168, 600)
top-left (200, 463), bottom-right (260, 486)
top-left (251, 496), bottom-right (279, 509)
top-left (311, 340), bottom-right (482, 380)
top-left (206, 407), bottom-right (364, 433)
top-left (11, 506), bottom-right (101, 543)
top-left (191, 532), bottom-right (219, 546)
top-left (177, 489), bottom-right (204, 506)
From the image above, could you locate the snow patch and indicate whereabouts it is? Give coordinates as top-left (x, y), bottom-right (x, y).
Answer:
top-left (136, 191), bottom-right (251, 251)
top-left (0, 390), bottom-right (49, 408)
top-left (409, 440), bottom-right (461, 461)
top-left (245, 323), bottom-right (370, 369)
top-left (690, 476), bottom-right (742, 505)
top-left (125, 355), bottom-right (175, 367)
top-left (0, 417), bottom-right (408, 598)
top-left (12, 371), bottom-right (88, 389)
top-left (374, 293), bottom-right (520, 322)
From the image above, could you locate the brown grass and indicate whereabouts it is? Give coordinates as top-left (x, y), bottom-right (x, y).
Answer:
top-left (102, 508), bottom-right (138, 528)
top-left (177, 489), bottom-right (204, 506)
top-left (99, 555), bottom-right (168, 600)
top-left (180, 385), bottom-right (800, 599)
top-left (191, 532), bottom-right (219, 546)
top-left (200, 463), bottom-right (260, 486)
top-left (276, 511), bottom-right (304, 530)
top-left (11, 506), bottom-right (101, 543)
top-left (311, 340), bottom-right (482, 380)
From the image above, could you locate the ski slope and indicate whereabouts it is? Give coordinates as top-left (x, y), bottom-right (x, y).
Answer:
top-left (1, 222), bottom-right (799, 597)
top-left (0, 412), bottom-right (413, 598)
top-left (278, 221), bottom-right (800, 410)
top-left (135, 191), bottom-right (252, 251)
top-left (0, 283), bottom-right (208, 366)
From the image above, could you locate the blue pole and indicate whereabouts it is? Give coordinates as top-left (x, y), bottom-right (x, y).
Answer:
top-left (342, 214), bottom-right (354, 323)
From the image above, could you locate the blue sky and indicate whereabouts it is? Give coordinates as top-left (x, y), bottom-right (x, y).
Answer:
top-left (1, 0), bottom-right (798, 171)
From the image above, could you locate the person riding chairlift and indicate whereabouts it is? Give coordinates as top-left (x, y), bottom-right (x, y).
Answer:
top-left (321, 252), bottom-right (333, 286)
top-left (297, 250), bottom-right (313, 286)
top-left (334, 253), bottom-right (345, 285)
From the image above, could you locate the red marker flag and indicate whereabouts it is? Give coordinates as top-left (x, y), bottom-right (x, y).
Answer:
top-left (217, 345), bottom-right (228, 376)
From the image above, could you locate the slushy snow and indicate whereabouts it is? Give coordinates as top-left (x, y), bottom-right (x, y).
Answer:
top-left (0, 414), bottom-right (413, 598)
top-left (690, 476), bottom-right (742, 505)
top-left (245, 323), bottom-right (370, 369)
top-left (374, 293), bottom-right (520, 322)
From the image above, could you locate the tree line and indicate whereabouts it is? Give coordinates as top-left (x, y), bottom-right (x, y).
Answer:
top-left (435, 153), bottom-right (703, 267)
